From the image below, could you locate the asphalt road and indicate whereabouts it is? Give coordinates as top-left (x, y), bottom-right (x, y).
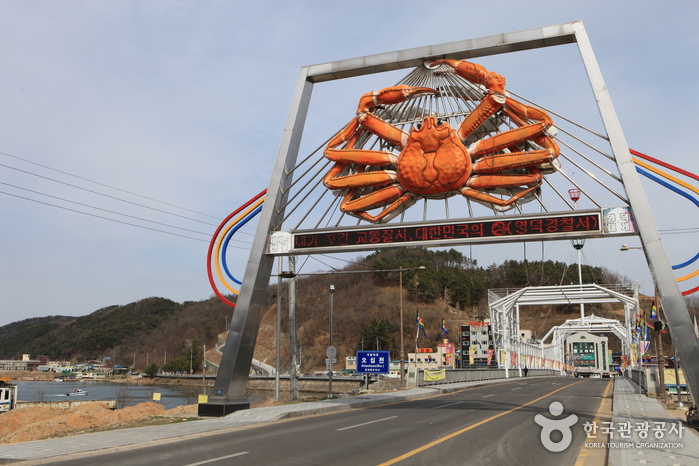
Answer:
top-left (49, 377), bottom-right (611, 466)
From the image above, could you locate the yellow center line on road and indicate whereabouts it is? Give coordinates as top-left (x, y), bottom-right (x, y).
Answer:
top-left (575, 379), bottom-right (613, 466)
top-left (378, 380), bottom-right (585, 466)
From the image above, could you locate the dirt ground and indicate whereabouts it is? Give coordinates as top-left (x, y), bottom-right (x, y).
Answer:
top-left (0, 402), bottom-right (201, 445)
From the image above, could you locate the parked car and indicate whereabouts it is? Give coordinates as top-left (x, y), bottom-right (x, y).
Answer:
top-left (602, 372), bottom-right (611, 378)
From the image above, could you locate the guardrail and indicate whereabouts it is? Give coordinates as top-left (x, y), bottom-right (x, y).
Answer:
top-left (416, 368), bottom-right (558, 386)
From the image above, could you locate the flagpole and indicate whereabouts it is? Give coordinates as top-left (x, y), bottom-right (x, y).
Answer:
top-left (413, 324), bottom-right (419, 387)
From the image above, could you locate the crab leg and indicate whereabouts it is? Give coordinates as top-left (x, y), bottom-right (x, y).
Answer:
top-left (430, 58), bottom-right (559, 164)
top-left (323, 148), bottom-right (399, 190)
top-left (339, 185), bottom-right (415, 223)
top-left (429, 59), bottom-right (507, 141)
top-left (472, 150), bottom-right (555, 174)
top-left (356, 85), bottom-right (439, 148)
top-left (461, 184), bottom-right (541, 212)
top-left (467, 169), bottom-right (543, 190)
top-left (322, 85), bottom-right (434, 188)
top-left (461, 168), bottom-right (543, 211)
top-left (325, 148), bottom-right (398, 166)
top-left (469, 97), bottom-right (558, 160)
top-left (325, 171), bottom-right (398, 190)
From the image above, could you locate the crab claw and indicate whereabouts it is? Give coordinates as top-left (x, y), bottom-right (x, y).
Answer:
top-left (358, 85), bottom-right (439, 113)
top-left (428, 59), bottom-right (505, 94)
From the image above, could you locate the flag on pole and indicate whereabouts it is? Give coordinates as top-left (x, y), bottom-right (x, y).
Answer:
top-left (650, 302), bottom-right (658, 319)
top-left (417, 313), bottom-right (428, 338)
top-left (633, 314), bottom-right (641, 341)
top-left (441, 319), bottom-right (448, 335)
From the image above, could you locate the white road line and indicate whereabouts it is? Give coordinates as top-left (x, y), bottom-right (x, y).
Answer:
top-left (511, 387), bottom-right (522, 390)
top-left (186, 452), bottom-right (249, 465)
top-left (434, 401), bottom-right (465, 409)
top-left (481, 394), bottom-right (496, 398)
top-left (336, 416), bottom-right (398, 431)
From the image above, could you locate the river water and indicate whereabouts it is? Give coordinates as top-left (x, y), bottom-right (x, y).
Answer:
top-left (14, 380), bottom-right (271, 409)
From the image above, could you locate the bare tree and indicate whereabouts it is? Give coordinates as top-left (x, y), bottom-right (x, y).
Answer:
top-left (114, 386), bottom-right (135, 409)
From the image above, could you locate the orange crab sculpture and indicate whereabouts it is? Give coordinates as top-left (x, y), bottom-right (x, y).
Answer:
top-left (322, 58), bottom-right (560, 223)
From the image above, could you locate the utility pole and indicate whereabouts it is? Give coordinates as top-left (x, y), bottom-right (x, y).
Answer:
top-left (275, 257), bottom-right (282, 403)
top-left (202, 344), bottom-right (206, 394)
top-left (655, 320), bottom-right (666, 399)
top-left (328, 285), bottom-right (335, 398)
top-left (288, 256), bottom-right (299, 401)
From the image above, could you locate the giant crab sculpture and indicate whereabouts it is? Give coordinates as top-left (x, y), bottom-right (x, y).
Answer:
top-left (321, 59), bottom-right (560, 223)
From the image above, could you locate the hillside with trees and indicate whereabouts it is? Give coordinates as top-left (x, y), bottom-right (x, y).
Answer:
top-left (1, 249), bottom-right (683, 374)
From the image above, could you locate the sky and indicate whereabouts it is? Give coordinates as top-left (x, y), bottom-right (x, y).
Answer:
top-left (1, 0), bottom-right (698, 328)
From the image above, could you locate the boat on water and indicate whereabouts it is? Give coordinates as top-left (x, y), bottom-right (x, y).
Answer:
top-left (66, 389), bottom-right (88, 396)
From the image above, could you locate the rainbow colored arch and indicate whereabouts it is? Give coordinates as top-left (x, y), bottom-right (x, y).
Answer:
top-left (631, 149), bottom-right (699, 295)
top-left (206, 190), bottom-right (266, 307)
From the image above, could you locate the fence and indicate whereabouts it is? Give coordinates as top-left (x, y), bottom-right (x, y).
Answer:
top-left (415, 368), bottom-right (559, 387)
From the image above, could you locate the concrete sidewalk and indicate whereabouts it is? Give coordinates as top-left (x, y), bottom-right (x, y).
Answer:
top-left (1, 376), bottom-right (698, 464)
top-left (608, 377), bottom-right (699, 465)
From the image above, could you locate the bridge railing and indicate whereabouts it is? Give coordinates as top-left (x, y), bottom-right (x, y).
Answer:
top-left (416, 368), bottom-right (559, 387)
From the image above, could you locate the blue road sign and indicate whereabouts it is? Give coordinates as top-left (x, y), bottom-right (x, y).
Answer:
top-left (356, 351), bottom-right (390, 374)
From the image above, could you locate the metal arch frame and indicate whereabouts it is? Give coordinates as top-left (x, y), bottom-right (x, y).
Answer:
top-left (200, 20), bottom-right (699, 416)
top-left (542, 315), bottom-right (631, 348)
top-left (544, 315), bottom-right (632, 374)
top-left (488, 284), bottom-right (639, 377)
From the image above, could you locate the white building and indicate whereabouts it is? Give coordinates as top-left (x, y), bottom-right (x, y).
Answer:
top-left (566, 331), bottom-right (610, 375)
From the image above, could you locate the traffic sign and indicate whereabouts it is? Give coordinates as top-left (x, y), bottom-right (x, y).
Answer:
top-left (356, 351), bottom-right (390, 374)
top-left (326, 346), bottom-right (337, 358)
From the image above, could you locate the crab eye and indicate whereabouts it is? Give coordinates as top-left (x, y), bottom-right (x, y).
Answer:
top-left (415, 122), bottom-right (422, 130)
top-left (437, 118), bottom-right (445, 126)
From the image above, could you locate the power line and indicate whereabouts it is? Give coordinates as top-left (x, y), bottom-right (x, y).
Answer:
top-left (0, 149), bottom-right (220, 219)
top-left (1, 162), bottom-right (220, 227)
top-left (0, 181), bottom-right (212, 237)
top-left (0, 154), bottom-right (259, 239)
top-left (1, 190), bottom-right (253, 249)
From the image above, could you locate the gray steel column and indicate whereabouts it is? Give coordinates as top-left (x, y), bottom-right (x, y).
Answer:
top-left (275, 256), bottom-right (282, 402)
top-left (289, 256), bottom-right (299, 401)
top-left (199, 67), bottom-right (313, 416)
top-left (573, 22), bottom-right (699, 406)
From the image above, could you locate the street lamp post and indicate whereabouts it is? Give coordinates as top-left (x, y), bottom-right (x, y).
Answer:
top-left (328, 285), bottom-right (335, 398)
top-left (399, 266), bottom-right (425, 387)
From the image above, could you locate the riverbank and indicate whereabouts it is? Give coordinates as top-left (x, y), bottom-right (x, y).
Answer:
top-left (0, 401), bottom-right (200, 445)
top-left (1, 371), bottom-right (396, 394)
top-left (0, 371), bottom-right (209, 386)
